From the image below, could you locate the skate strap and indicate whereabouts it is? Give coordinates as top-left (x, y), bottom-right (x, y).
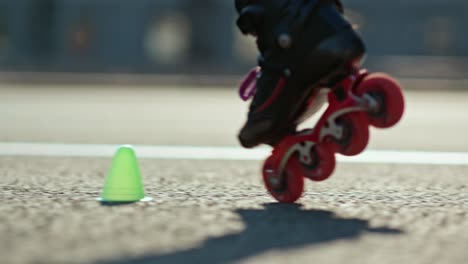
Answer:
top-left (239, 67), bottom-right (260, 101)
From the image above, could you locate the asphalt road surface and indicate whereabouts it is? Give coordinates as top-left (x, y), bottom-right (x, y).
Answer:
top-left (1, 81), bottom-right (467, 264)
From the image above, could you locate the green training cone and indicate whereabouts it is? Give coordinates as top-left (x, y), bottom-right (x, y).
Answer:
top-left (98, 145), bottom-right (152, 203)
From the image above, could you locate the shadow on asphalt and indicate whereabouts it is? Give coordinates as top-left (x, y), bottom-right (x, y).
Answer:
top-left (99, 203), bottom-right (402, 264)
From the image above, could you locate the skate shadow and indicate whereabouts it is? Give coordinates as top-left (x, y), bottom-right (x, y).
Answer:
top-left (98, 203), bottom-right (402, 264)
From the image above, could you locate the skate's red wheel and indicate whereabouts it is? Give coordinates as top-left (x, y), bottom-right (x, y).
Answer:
top-left (355, 73), bottom-right (405, 128)
top-left (262, 155), bottom-right (304, 203)
top-left (326, 113), bottom-right (369, 156)
top-left (301, 143), bottom-right (336, 182)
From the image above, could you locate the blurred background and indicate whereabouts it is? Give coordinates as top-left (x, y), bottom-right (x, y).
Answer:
top-left (3, 3), bottom-right (468, 264)
top-left (0, 0), bottom-right (467, 151)
top-left (0, 0), bottom-right (467, 79)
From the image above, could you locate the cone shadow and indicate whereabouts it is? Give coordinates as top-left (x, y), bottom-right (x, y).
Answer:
top-left (99, 201), bottom-right (137, 207)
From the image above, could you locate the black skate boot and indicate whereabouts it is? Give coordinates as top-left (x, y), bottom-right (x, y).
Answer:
top-left (235, 0), bottom-right (365, 148)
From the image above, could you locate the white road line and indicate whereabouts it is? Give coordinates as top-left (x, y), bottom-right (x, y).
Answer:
top-left (0, 142), bottom-right (467, 166)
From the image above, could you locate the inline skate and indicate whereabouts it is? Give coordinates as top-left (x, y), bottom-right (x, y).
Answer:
top-left (239, 67), bottom-right (405, 203)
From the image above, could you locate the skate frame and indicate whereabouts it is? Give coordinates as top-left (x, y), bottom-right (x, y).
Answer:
top-left (271, 69), bottom-right (379, 186)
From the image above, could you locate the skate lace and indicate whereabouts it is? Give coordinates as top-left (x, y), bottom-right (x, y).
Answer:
top-left (239, 67), bottom-right (260, 101)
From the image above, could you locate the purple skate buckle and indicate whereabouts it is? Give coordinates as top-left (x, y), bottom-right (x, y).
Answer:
top-left (239, 67), bottom-right (260, 101)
